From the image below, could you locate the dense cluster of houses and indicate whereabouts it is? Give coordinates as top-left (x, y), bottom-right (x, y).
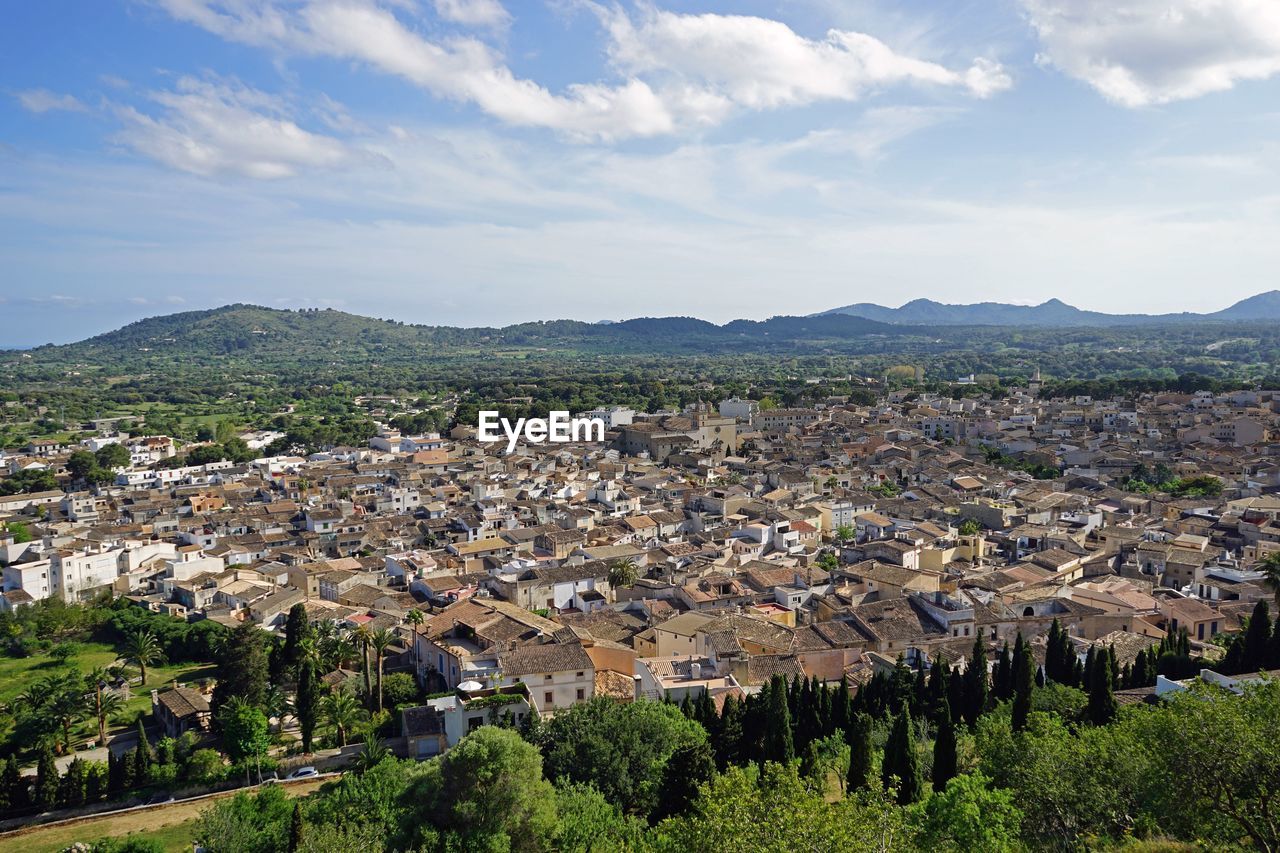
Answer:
top-left (1, 382), bottom-right (1278, 752)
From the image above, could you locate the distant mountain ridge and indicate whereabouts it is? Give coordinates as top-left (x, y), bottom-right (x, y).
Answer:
top-left (817, 291), bottom-right (1280, 326)
top-left (6, 303), bottom-right (907, 360)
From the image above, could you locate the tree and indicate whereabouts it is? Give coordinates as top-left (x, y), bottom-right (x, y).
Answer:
top-left (834, 524), bottom-right (855, 544)
top-left (67, 450), bottom-right (98, 481)
top-left (846, 713), bottom-right (874, 793)
top-left (214, 620), bottom-right (269, 711)
top-left (351, 624), bottom-right (373, 706)
top-left (933, 699), bottom-right (958, 792)
top-left (87, 667), bottom-right (122, 745)
top-left (122, 629), bottom-right (165, 687)
top-left (1242, 599), bottom-right (1272, 673)
top-left (992, 641), bottom-right (1013, 702)
top-left (607, 558), bottom-right (638, 589)
top-left (653, 739), bottom-right (716, 822)
top-left (59, 757), bottom-right (88, 808)
top-left (962, 638), bottom-right (988, 727)
top-left (1260, 552), bottom-right (1280, 609)
top-left (281, 603), bottom-right (311, 675)
top-left (418, 727), bottom-right (558, 851)
top-left (1011, 634), bottom-right (1035, 732)
top-left (542, 696), bottom-right (708, 818)
top-left (220, 697), bottom-right (270, 774)
top-left (34, 743), bottom-right (59, 810)
top-left (95, 443), bottom-right (130, 470)
top-left (287, 802), bottom-right (304, 853)
top-left (1, 754), bottom-right (28, 811)
top-left (1086, 646), bottom-right (1117, 726)
top-left (659, 761), bottom-right (912, 853)
top-left (762, 675), bottom-right (795, 765)
top-left (322, 688), bottom-right (364, 748)
top-left (295, 646), bottom-right (320, 754)
top-left (369, 628), bottom-right (396, 713)
top-left (920, 772), bottom-right (1023, 853)
top-left (554, 781), bottom-right (644, 851)
top-left (403, 608), bottom-right (425, 675)
top-left (715, 692), bottom-right (744, 768)
top-left (881, 707), bottom-right (923, 805)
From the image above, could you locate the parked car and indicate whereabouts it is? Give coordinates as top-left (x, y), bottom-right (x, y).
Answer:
top-left (287, 766), bottom-right (318, 779)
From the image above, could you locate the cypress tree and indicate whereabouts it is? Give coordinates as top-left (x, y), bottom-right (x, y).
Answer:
top-left (1046, 619), bottom-right (1063, 683)
top-left (881, 707), bottom-right (923, 805)
top-left (824, 676), bottom-right (834, 732)
top-left (679, 693), bottom-right (694, 719)
top-left (282, 603), bottom-right (311, 675)
top-left (288, 802), bottom-right (305, 853)
top-left (932, 699), bottom-right (958, 793)
top-left (962, 638), bottom-right (988, 727)
top-left (911, 666), bottom-right (928, 718)
top-left (1243, 600), bottom-right (1271, 673)
top-left (33, 745), bottom-right (58, 811)
top-left (831, 677), bottom-right (851, 735)
top-left (134, 719), bottom-right (152, 767)
top-left (106, 750), bottom-right (121, 795)
top-left (993, 641), bottom-right (1012, 702)
top-left (846, 712), bottom-right (873, 793)
top-left (1088, 646), bottom-right (1118, 726)
top-left (655, 740), bottom-right (716, 822)
top-left (740, 690), bottom-right (766, 765)
top-left (296, 656), bottom-right (320, 754)
top-left (947, 664), bottom-right (965, 725)
top-left (716, 693), bottom-right (744, 769)
top-left (1108, 644), bottom-right (1120, 688)
top-left (130, 744), bottom-right (149, 788)
top-left (763, 675), bottom-right (795, 764)
top-left (1, 755), bottom-right (27, 810)
top-left (59, 757), bottom-right (87, 809)
top-left (796, 684), bottom-right (822, 755)
top-left (85, 761), bottom-right (104, 804)
top-left (1011, 634), bottom-right (1035, 732)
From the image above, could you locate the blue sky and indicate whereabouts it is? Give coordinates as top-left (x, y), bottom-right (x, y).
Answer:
top-left (3, 0), bottom-right (1280, 346)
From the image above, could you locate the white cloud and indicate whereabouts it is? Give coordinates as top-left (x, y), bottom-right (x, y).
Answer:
top-left (150, 0), bottom-right (1009, 141)
top-left (601, 7), bottom-right (1012, 108)
top-left (433, 0), bottom-right (510, 29)
top-left (16, 89), bottom-right (87, 114)
top-left (114, 77), bottom-right (357, 178)
top-left (1021, 0), bottom-right (1280, 106)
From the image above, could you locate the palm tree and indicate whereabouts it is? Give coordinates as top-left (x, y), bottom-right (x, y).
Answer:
top-left (403, 609), bottom-right (425, 679)
top-left (369, 628), bottom-right (396, 713)
top-left (607, 558), bottom-right (638, 589)
top-left (351, 624), bottom-right (373, 704)
top-left (353, 735), bottom-right (388, 774)
top-left (43, 673), bottom-right (88, 754)
top-left (85, 667), bottom-right (121, 745)
top-left (1260, 552), bottom-right (1280, 608)
top-left (121, 629), bottom-right (165, 687)
top-left (322, 688), bottom-right (363, 748)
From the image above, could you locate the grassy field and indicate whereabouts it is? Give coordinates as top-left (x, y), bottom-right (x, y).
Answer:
top-left (0, 778), bottom-right (329, 853)
top-left (0, 643), bottom-right (218, 749)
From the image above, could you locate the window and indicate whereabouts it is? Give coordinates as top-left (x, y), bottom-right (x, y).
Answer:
top-left (576, 671), bottom-right (584, 677)
top-left (576, 688), bottom-right (585, 701)
top-left (544, 674), bottom-right (553, 681)
top-left (544, 691), bottom-right (553, 706)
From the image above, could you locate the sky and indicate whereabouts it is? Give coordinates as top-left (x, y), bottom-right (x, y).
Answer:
top-left (4, 0), bottom-right (1280, 346)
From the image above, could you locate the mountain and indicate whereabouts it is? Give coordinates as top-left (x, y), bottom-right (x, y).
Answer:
top-left (817, 291), bottom-right (1280, 326)
top-left (9, 303), bottom-right (908, 363)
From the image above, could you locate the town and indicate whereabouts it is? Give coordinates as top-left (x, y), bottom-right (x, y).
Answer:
top-left (1, 377), bottom-right (1278, 849)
